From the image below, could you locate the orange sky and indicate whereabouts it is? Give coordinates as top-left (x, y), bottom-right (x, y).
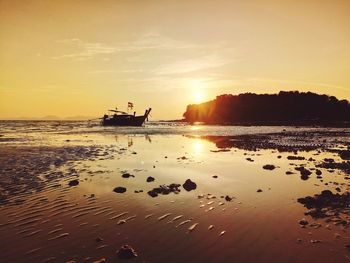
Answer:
top-left (0, 0), bottom-right (349, 119)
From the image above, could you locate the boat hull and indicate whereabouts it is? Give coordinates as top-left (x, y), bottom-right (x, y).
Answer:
top-left (101, 115), bottom-right (147, 126)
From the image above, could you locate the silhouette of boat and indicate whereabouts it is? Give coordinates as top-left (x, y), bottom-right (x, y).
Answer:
top-left (101, 106), bottom-right (151, 126)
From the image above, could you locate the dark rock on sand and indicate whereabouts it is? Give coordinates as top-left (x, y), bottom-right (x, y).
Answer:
top-left (315, 169), bottom-right (322, 176)
top-left (122, 173), bottom-right (134, 178)
top-left (116, 245), bottom-right (138, 259)
top-left (286, 171), bottom-right (294, 175)
top-left (225, 195), bottom-right (232, 201)
top-left (183, 179), bottom-right (197, 191)
top-left (212, 175), bottom-right (218, 178)
top-left (298, 218), bottom-right (309, 226)
top-left (295, 167), bottom-right (312, 180)
top-left (317, 160), bottom-right (350, 174)
top-left (147, 183), bottom-right (181, 197)
top-left (113, 187), bottom-right (127, 193)
top-left (147, 190), bottom-right (158, 197)
top-left (146, 176), bottom-right (155, 182)
top-left (298, 190), bottom-right (350, 224)
top-left (263, 164), bottom-right (276, 170)
top-left (340, 150), bottom-right (350, 160)
top-left (68, 179), bottom-right (79, 187)
top-left (287, 156), bottom-right (306, 160)
top-left (257, 189), bottom-right (263, 193)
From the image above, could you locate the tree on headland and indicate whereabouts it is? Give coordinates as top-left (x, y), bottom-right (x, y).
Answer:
top-left (183, 91), bottom-right (350, 125)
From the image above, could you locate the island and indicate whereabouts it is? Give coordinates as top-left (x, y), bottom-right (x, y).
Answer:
top-left (183, 91), bottom-right (350, 126)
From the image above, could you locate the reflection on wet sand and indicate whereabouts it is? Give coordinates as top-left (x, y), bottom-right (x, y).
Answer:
top-left (0, 127), bottom-right (350, 262)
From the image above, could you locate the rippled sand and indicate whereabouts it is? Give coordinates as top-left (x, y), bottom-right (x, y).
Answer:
top-left (0, 122), bottom-right (350, 262)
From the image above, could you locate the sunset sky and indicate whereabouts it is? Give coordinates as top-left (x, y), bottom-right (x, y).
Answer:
top-left (0, 0), bottom-right (349, 119)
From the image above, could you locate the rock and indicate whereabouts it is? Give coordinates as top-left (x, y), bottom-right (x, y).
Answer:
top-left (298, 190), bottom-right (350, 221)
top-left (296, 167), bottom-right (312, 180)
top-left (257, 189), bottom-right (263, 193)
top-left (147, 190), bottom-right (158, 197)
top-left (146, 176), bottom-right (155, 182)
top-left (225, 195), bottom-right (232, 201)
top-left (287, 156), bottom-right (306, 160)
top-left (212, 175), bottom-right (218, 178)
top-left (340, 150), bottom-right (350, 160)
top-left (298, 218), bottom-right (309, 226)
top-left (147, 183), bottom-right (181, 197)
top-left (246, 158), bottom-right (254, 162)
top-left (286, 171), bottom-right (294, 175)
top-left (116, 245), bottom-right (138, 259)
top-left (263, 164), bottom-right (276, 170)
top-left (183, 179), bottom-right (197, 191)
top-left (68, 179), bottom-right (79, 187)
top-left (122, 173), bottom-right (134, 178)
top-left (113, 187), bottom-right (127, 193)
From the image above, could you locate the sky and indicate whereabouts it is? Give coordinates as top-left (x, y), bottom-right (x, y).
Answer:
top-left (0, 0), bottom-right (349, 119)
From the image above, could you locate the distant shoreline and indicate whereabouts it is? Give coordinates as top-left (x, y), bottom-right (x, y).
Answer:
top-left (1, 119), bottom-right (350, 128)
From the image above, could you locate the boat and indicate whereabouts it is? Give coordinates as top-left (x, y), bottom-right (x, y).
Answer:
top-left (101, 104), bottom-right (151, 126)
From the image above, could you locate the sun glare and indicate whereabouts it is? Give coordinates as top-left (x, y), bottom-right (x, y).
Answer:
top-left (193, 90), bottom-right (205, 104)
top-left (192, 139), bottom-right (204, 154)
top-left (188, 79), bottom-right (207, 104)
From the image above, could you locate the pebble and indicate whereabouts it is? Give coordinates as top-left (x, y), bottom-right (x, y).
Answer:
top-left (113, 187), bottom-right (127, 193)
top-left (298, 218), bottom-right (309, 226)
top-left (116, 245), bottom-right (138, 259)
top-left (146, 176), bottom-right (155, 182)
top-left (263, 164), bottom-right (276, 170)
top-left (68, 179), bottom-right (79, 187)
top-left (183, 179), bottom-right (197, 191)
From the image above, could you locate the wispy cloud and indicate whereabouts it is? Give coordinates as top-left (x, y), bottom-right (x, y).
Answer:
top-left (154, 54), bottom-right (236, 76)
top-left (51, 30), bottom-right (229, 61)
top-left (52, 39), bottom-right (116, 60)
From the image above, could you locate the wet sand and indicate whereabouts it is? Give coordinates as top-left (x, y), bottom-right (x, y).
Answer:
top-left (0, 123), bottom-right (350, 262)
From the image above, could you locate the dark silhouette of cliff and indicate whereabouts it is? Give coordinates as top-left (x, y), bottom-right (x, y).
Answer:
top-left (183, 91), bottom-right (350, 126)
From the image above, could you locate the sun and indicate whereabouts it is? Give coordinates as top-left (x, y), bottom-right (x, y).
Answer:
top-left (187, 78), bottom-right (208, 104)
top-left (193, 90), bottom-right (205, 104)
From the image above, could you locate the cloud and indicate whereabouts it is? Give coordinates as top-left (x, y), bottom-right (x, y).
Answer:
top-left (52, 40), bottom-right (116, 60)
top-left (52, 31), bottom-right (224, 61)
top-left (154, 54), bottom-right (236, 76)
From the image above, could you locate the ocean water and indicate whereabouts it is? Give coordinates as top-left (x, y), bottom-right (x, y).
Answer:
top-left (1, 120), bottom-right (348, 141)
top-left (0, 121), bottom-right (350, 262)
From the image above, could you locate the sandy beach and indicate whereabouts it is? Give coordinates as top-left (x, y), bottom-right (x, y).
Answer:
top-left (0, 121), bottom-right (349, 262)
